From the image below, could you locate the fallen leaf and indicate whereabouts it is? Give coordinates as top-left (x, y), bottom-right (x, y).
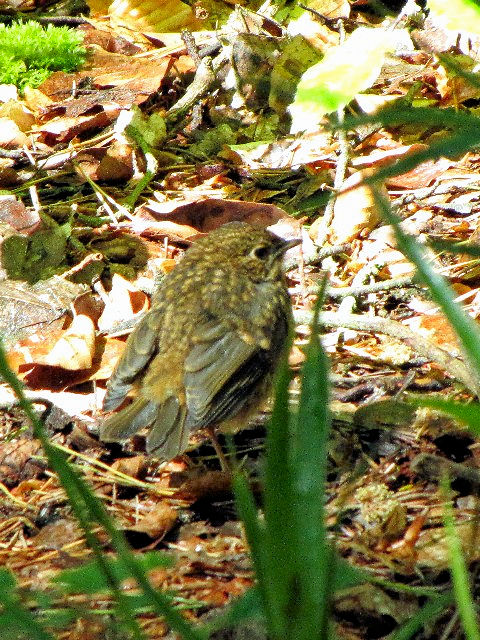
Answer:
top-left (97, 273), bottom-right (149, 331)
top-left (0, 117), bottom-right (29, 147)
top-left (0, 196), bottom-right (41, 233)
top-left (128, 502), bottom-right (178, 539)
top-left (44, 314), bottom-right (96, 370)
top-left (108, 0), bottom-right (199, 32)
top-left (329, 170), bottom-right (386, 243)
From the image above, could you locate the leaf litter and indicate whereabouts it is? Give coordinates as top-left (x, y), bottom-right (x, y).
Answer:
top-left (5, 1), bottom-right (480, 638)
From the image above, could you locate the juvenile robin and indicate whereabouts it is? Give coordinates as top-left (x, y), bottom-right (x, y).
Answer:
top-left (100, 221), bottom-right (300, 464)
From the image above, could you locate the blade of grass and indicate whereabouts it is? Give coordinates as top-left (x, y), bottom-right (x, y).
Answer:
top-left (231, 473), bottom-right (270, 619)
top-left (428, 238), bottom-right (480, 258)
top-left (340, 105), bottom-right (480, 136)
top-left (373, 191), bottom-right (480, 394)
top-left (0, 568), bottom-right (54, 640)
top-left (287, 278), bottom-right (333, 640)
top-left (441, 476), bottom-right (480, 640)
top-left (391, 594), bottom-right (453, 640)
top-left (262, 338), bottom-right (297, 637)
top-left (438, 54), bottom-right (480, 91)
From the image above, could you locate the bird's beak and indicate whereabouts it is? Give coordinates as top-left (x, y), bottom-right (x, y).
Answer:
top-left (277, 237), bottom-right (302, 256)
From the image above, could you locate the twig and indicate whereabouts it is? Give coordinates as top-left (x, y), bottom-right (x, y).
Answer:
top-left (322, 275), bottom-right (418, 299)
top-left (181, 29), bottom-right (201, 67)
top-left (166, 51), bottom-right (228, 122)
top-left (19, 15), bottom-right (88, 26)
top-left (284, 242), bottom-right (350, 271)
top-left (294, 309), bottom-right (478, 395)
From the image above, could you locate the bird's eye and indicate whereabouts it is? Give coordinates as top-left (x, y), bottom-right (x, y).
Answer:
top-left (252, 245), bottom-right (269, 259)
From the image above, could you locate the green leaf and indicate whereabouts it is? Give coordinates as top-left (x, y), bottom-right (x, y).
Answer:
top-left (428, 0), bottom-right (480, 37)
top-left (290, 27), bottom-right (394, 131)
top-left (55, 551), bottom-right (173, 594)
top-left (391, 594), bottom-right (452, 640)
top-left (286, 283), bottom-right (333, 640)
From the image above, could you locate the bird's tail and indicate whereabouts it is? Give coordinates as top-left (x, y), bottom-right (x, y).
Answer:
top-left (100, 397), bottom-right (157, 443)
top-left (100, 395), bottom-right (189, 462)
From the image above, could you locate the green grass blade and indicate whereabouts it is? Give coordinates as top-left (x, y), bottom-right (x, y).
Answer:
top-left (288, 280), bottom-right (332, 640)
top-left (0, 568), bottom-right (54, 640)
top-left (374, 192), bottom-right (480, 392)
top-left (442, 477), bottom-right (480, 640)
top-left (262, 341), bottom-right (296, 636)
top-left (231, 473), bottom-right (271, 619)
top-left (391, 594), bottom-right (453, 640)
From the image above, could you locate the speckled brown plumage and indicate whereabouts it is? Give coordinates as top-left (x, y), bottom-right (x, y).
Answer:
top-left (100, 221), bottom-right (300, 462)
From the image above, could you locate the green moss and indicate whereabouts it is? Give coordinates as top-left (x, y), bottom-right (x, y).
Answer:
top-left (0, 21), bottom-right (87, 92)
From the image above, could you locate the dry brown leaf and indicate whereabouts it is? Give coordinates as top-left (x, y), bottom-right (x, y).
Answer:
top-left (288, 344), bottom-right (305, 367)
top-left (356, 225), bottom-right (416, 278)
top-left (329, 170), bottom-right (386, 243)
top-left (36, 109), bottom-right (121, 145)
top-left (0, 195), bottom-right (41, 233)
top-left (22, 87), bottom-right (53, 114)
top-left (111, 454), bottom-right (147, 478)
top-left (128, 502), bottom-right (178, 539)
top-left (386, 159), bottom-right (452, 189)
top-left (89, 337), bottom-right (127, 381)
top-left (108, 0), bottom-right (199, 33)
top-left (32, 519), bottom-right (82, 550)
top-left (404, 313), bottom-right (460, 354)
top-left (352, 143), bottom-right (429, 168)
top-left (144, 197), bottom-right (300, 234)
top-left (38, 50), bottom-right (172, 111)
top-left (97, 141), bottom-right (139, 181)
top-left (97, 273), bottom-right (149, 331)
top-left (0, 117), bottom-right (29, 148)
top-left (7, 328), bottom-right (66, 374)
top-left (178, 470), bottom-right (233, 501)
top-left (44, 314), bottom-right (96, 370)
top-left (20, 364), bottom-right (96, 391)
top-left (0, 101), bottom-right (35, 132)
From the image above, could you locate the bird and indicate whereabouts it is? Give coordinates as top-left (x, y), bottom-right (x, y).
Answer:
top-left (100, 221), bottom-right (300, 466)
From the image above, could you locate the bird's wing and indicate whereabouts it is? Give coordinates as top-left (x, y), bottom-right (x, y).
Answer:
top-left (184, 318), bottom-right (281, 429)
top-left (103, 307), bottom-right (163, 411)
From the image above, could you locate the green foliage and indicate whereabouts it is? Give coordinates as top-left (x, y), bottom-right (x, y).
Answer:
top-left (55, 552), bottom-right (173, 594)
top-left (1, 214), bottom-right (70, 283)
top-left (189, 124), bottom-right (237, 159)
top-left (0, 568), bottom-right (53, 640)
top-left (0, 21), bottom-right (86, 91)
top-left (290, 27), bottom-right (394, 132)
top-left (230, 288), bottom-right (367, 640)
top-left (366, 187), bottom-right (480, 640)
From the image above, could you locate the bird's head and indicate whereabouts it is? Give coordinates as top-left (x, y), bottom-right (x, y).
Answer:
top-left (195, 221), bottom-right (301, 283)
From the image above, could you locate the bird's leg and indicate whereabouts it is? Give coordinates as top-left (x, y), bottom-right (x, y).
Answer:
top-left (206, 425), bottom-right (231, 472)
